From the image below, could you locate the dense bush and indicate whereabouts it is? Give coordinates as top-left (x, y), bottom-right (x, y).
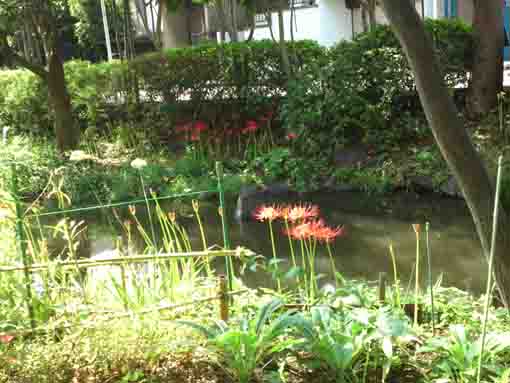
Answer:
top-left (0, 20), bottom-right (472, 152)
top-left (281, 19), bottom-right (473, 154)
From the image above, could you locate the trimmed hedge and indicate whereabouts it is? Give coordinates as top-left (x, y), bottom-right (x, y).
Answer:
top-left (0, 20), bottom-right (473, 147)
top-left (281, 19), bottom-right (473, 152)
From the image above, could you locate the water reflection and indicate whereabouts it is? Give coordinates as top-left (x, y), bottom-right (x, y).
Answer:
top-left (41, 191), bottom-right (485, 294)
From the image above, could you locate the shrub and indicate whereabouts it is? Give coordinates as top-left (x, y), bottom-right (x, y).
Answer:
top-left (282, 19), bottom-right (473, 154)
top-left (0, 22), bottom-right (472, 154)
top-left (0, 40), bottom-right (325, 140)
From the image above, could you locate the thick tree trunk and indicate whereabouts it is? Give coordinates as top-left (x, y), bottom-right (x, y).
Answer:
top-left (361, 3), bottom-right (369, 33)
top-left (47, 50), bottom-right (79, 152)
top-left (468, 0), bottom-right (504, 117)
top-left (381, 0), bottom-right (510, 308)
top-left (277, 0), bottom-right (291, 77)
top-left (368, 0), bottom-right (377, 30)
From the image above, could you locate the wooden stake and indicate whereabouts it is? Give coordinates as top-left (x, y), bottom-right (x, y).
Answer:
top-left (219, 274), bottom-right (229, 322)
top-left (378, 272), bottom-right (387, 304)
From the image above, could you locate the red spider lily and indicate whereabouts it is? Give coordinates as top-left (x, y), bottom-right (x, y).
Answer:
top-left (0, 334), bottom-right (15, 344)
top-left (285, 219), bottom-right (326, 240)
top-left (280, 205), bottom-right (291, 221)
top-left (242, 120), bottom-right (259, 134)
top-left (253, 205), bottom-right (281, 222)
top-left (194, 121), bottom-right (208, 132)
top-left (288, 204), bottom-right (320, 222)
top-left (175, 122), bottom-right (192, 133)
top-left (315, 225), bottom-right (345, 243)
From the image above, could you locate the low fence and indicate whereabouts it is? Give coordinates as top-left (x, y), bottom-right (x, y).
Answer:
top-left (0, 160), bottom-right (248, 335)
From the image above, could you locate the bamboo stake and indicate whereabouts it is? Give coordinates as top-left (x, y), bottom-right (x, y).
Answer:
top-left (477, 155), bottom-right (504, 383)
top-left (219, 275), bottom-right (229, 322)
top-left (1, 289), bottom-right (250, 338)
top-left (378, 272), bottom-right (387, 304)
top-left (412, 224), bottom-right (421, 327)
top-left (426, 222), bottom-right (436, 335)
top-left (0, 249), bottom-right (255, 273)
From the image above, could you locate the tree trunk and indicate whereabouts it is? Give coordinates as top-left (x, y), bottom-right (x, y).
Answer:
top-left (361, 4), bottom-right (369, 33)
top-left (47, 50), bottom-right (79, 152)
top-left (468, 0), bottom-right (504, 117)
top-left (229, 0), bottom-right (239, 42)
top-left (368, 0), bottom-right (377, 30)
top-left (246, 18), bottom-right (255, 41)
top-left (381, 0), bottom-right (510, 308)
top-left (214, 0), bottom-right (237, 42)
top-left (277, 0), bottom-right (291, 77)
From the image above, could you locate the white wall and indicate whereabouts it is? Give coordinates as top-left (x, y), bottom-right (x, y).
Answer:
top-left (319, 0), bottom-right (353, 46)
top-left (251, 6), bottom-right (321, 42)
top-left (234, 0), bottom-right (446, 47)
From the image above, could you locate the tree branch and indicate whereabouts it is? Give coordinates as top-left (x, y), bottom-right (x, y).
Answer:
top-left (2, 44), bottom-right (48, 78)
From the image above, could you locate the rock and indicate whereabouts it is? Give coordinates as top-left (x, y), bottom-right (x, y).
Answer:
top-left (323, 176), bottom-right (361, 192)
top-left (408, 175), bottom-right (435, 193)
top-left (440, 176), bottom-right (463, 198)
top-left (235, 183), bottom-right (298, 221)
top-left (333, 145), bottom-right (370, 168)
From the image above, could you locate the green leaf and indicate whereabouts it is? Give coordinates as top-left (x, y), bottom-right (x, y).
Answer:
top-left (255, 299), bottom-right (283, 336)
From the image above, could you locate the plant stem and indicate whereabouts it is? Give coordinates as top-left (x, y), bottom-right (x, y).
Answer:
top-left (194, 202), bottom-right (211, 277)
top-left (425, 222), bottom-right (435, 335)
top-left (414, 226), bottom-right (420, 327)
top-left (268, 220), bottom-right (281, 293)
top-left (326, 242), bottom-right (338, 287)
top-left (477, 155), bottom-right (504, 383)
top-left (284, 218), bottom-right (299, 284)
top-left (300, 239), bottom-right (308, 300)
top-left (139, 174), bottom-right (157, 252)
top-left (388, 242), bottom-right (400, 308)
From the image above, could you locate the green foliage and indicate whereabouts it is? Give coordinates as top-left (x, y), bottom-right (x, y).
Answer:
top-left (333, 167), bottom-right (395, 194)
top-left (180, 299), bottom-right (301, 383)
top-left (282, 19), bottom-right (473, 154)
top-left (250, 147), bottom-right (328, 191)
top-left (68, 0), bottom-right (116, 60)
top-left (0, 60), bottom-right (122, 135)
top-left (0, 70), bottom-right (50, 134)
top-left (293, 306), bottom-right (411, 382)
top-left (419, 325), bottom-right (510, 382)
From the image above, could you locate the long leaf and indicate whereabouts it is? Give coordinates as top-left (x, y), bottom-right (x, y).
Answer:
top-left (255, 299), bottom-right (282, 336)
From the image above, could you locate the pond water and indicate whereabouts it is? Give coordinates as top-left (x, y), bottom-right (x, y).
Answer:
top-left (42, 191), bottom-right (485, 295)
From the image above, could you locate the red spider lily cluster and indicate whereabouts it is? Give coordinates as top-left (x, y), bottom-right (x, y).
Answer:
top-left (252, 203), bottom-right (344, 243)
top-left (173, 111), bottom-right (274, 144)
top-left (175, 121), bottom-right (208, 142)
top-left (0, 334), bottom-right (15, 345)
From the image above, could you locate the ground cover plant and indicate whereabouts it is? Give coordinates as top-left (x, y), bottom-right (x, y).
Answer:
top-left (1, 185), bottom-right (510, 382)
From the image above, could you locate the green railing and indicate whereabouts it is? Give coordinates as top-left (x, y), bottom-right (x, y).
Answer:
top-left (0, 160), bottom-right (238, 333)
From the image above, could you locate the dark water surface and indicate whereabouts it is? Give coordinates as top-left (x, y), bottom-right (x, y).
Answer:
top-left (48, 191), bottom-right (485, 294)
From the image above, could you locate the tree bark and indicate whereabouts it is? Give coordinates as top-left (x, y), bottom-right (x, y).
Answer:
top-left (277, 0), bottom-right (291, 77)
top-left (468, 0), bottom-right (504, 117)
top-left (47, 49), bottom-right (79, 152)
top-left (361, 4), bottom-right (369, 33)
top-left (381, 0), bottom-right (510, 308)
top-left (367, 0), bottom-right (377, 30)
top-left (214, 0), bottom-right (237, 42)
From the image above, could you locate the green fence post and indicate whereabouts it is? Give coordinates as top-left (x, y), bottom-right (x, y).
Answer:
top-left (11, 164), bottom-right (36, 331)
top-left (215, 162), bottom-right (233, 293)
